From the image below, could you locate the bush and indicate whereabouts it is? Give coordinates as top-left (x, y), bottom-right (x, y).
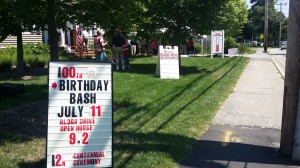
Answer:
top-left (23, 42), bottom-right (49, 55)
top-left (0, 56), bottom-right (14, 72)
top-left (105, 49), bottom-right (112, 60)
top-left (194, 42), bottom-right (202, 54)
top-left (224, 37), bottom-right (237, 54)
top-left (0, 46), bottom-right (17, 56)
top-left (25, 54), bottom-right (49, 68)
top-left (236, 43), bottom-right (256, 54)
top-left (0, 43), bottom-right (50, 71)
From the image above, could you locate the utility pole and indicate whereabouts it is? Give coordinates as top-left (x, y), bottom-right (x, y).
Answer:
top-left (276, 1), bottom-right (287, 45)
top-left (280, 0), bottom-right (300, 160)
top-left (264, 0), bottom-right (269, 52)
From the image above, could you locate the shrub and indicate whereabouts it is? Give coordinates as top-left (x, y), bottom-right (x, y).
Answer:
top-left (0, 46), bottom-right (17, 56)
top-left (23, 42), bottom-right (49, 55)
top-left (224, 37), bottom-right (237, 54)
top-left (194, 42), bottom-right (202, 54)
top-left (0, 43), bottom-right (50, 71)
top-left (236, 43), bottom-right (256, 54)
top-left (105, 49), bottom-right (112, 60)
top-left (0, 56), bottom-right (14, 72)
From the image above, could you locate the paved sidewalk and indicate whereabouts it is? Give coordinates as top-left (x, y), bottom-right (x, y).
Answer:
top-left (179, 48), bottom-right (299, 168)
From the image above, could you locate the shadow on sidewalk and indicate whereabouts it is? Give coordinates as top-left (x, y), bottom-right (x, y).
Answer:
top-left (180, 140), bottom-right (297, 168)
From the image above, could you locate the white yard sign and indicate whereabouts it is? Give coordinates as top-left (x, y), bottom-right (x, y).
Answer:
top-left (47, 61), bottom-right (112, 168)
top-left (158, 45), bottom-right (180, 79)
top-left (211, 30), bottom-right (225, 58)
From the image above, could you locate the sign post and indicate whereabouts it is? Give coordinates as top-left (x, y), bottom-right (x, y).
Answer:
top-left (156, 45), bottom-right (180, 79)
top-left (47, 61), bottom-right (113, 167)
top-left (211, 30), bottom-right (225, 58)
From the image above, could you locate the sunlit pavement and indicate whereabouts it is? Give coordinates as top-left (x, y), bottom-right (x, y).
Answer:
top-left (179, 48), bottom-right (298, 168)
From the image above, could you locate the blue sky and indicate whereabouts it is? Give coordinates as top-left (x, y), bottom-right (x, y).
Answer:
top-left (245, 0), bottom-right (289, 17)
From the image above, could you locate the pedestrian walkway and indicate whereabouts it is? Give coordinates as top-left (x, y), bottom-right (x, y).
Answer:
top-left (179, 48), bottom-right (298, 168)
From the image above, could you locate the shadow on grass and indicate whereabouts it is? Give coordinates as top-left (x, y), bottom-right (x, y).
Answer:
top-left (114, 131), bottom-right (197, 167)
top-left (113, 57), bottom-right (246, 167)
top-left (128, 63), bottom-right (206, 76)
top-left (114, 57), bottom-right (238, 128)
top-left (0, 82), bottom-right (48, 110)
top-left (0, 99), bottom-right (48, 140)
top-left (128, 63), bottom-right (157, 76)
top-left (114, 131), bottom-right (295, 167)
top-left (154, 57), bottom-right (242, 132)
top-left (0, 68), bottom-right (48, 80)
top-left (18, 158), bottom-right (46, 168)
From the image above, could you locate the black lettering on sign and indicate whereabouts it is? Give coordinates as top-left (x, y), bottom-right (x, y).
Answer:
top-left (58, 80), bottom-right (110, 91)
top-left (70, 93), bottom-right (96, 104)
top-left (59, 80), bottom-right (65, 91)
top-left (58, 106), bottom-right (83, 117)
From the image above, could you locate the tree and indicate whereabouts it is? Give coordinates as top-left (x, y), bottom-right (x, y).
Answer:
top-left (245, 0), bottom-right (288, 44)
top-left (68, 0), bottom-right (141, 38)
top-left (0, 0), bottom-right (47, 75)
top-left (46, 0), bottom-right (59, 60)
top-left (137, 0), bottom-right (230, 45)
top-left (214, 0), bottom-right (248, 37)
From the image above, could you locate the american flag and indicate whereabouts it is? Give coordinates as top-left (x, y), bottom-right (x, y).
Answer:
top-left (77, 27), bottom-right (83, 53)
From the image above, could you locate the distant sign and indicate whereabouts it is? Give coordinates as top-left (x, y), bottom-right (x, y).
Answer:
top-left (47, 61), bottom-right (113, 167)
top-left (157, 45), bottom-right (180, 79)
top-left (211, 30), bottom-right (225, 58)
top-left (228, 48), bottom-right (238, 55)
top-left (260, 34), bottom-right (264, 40)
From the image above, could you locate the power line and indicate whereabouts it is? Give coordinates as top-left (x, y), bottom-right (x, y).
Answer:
top-left (276, 0), bottom-right (287, 44)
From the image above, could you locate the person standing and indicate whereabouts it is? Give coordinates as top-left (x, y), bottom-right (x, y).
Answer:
top-left (94, 31), bottom-right (107, 61)
top-left (151, 38), bottom-right (158, 55)
top-left (187, 38), bottom-right (194, 56)
top-left (112, 28), bottom-right (125, 70)
top-left (82, 31), bottom-right (89, 52)
top-left (121, 31), bottom-right (130, 70)
top-left (141, 39), bottom-right (147, 56)
top-left (130, 39), bottom-right (137, 56)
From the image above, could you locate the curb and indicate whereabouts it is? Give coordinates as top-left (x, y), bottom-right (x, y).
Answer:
top-left (271, 56), bottom-right (285, 78)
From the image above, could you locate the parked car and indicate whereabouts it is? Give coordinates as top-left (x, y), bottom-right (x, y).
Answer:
top-left (280, 41), bottom-right (287, 50)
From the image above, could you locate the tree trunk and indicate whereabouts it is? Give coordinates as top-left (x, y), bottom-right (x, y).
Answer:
top-left (47, 0), bottom-right (59, 60)
top-left (16, 28), bottom-right (24, 76)
top-left (280, 0), bottom-right (300, 157)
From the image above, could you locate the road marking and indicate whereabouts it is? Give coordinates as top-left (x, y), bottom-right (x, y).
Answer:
top-left (223, 130), bottom-right (241, 144)
top-left (224, 130), bottom-right (232, 143)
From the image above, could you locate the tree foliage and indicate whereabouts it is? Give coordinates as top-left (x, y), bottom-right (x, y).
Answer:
top-left (214, 0), bottom-right (248, 37)
top-left (0, 0), bottom-right (251, 64)
top-left (243, 0), bottom-right (288, 44)
top-left (0, 0), bottom-right (48, 74)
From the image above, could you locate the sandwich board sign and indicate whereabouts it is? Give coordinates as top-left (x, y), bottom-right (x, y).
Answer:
top-left (228, 48), bottom-right (238, 55)
top-left (211, 30), bottom-right (225, 58)
top-left (156, 45), bottom-right (180, 79)
top-left (47, 61), bottom-right (113, 167)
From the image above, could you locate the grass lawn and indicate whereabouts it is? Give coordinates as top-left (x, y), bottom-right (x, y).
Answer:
top-left (0, 56), bottom-right (248, 168)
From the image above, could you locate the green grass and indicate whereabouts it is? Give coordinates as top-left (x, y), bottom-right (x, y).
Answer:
top-left (0, 133), bottom-right (46, 168)
top-left (0, 56), bottom-right (249, 168)
top-left (0, 75), bottom-right (48, 111)
top-left (113, 56), bottom-right (249, 167)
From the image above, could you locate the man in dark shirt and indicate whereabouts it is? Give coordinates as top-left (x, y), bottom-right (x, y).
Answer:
top-left (112, 28), bottom-right (125, 70)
